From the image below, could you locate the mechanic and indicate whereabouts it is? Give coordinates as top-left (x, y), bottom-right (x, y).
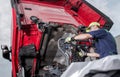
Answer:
top-left (66, 22), bottom-right (118, 58)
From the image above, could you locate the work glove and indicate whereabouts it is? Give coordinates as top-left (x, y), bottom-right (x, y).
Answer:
top-left (65, 37), bottom-right (72, 43)
top-left (78, 51), bottom-right (87, 57)
top-left (65, 34), bottom-right (75, 43)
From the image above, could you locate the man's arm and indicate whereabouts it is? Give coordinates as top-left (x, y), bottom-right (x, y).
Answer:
top-left (74, 34), bottom-right (100, 58)
top-left (74, 34), bottom-right (92, 40)
top-left (87, 52), bottom-right (100, 58)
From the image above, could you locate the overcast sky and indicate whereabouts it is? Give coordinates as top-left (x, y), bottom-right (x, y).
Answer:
top-left (87, 0), bottom-right (120, 37)
top-left (0, 0), bottom-right (120, 77)
top-left (0, 0), bottom-right (11, 77)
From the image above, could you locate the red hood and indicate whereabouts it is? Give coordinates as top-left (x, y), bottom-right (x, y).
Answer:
top-left (20, 2), bottom-right (79, 26)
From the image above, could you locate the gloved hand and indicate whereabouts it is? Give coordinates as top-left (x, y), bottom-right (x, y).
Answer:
top-left (65, 37), bottom-right (73, 43)
top-left (78, 51), bottom-right (87, 57)
top-left (65, 34), bottom-right (76, 43)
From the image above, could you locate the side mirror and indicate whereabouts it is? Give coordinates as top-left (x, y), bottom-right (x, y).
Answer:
top-left (1, 45), bottom-right (11, 61)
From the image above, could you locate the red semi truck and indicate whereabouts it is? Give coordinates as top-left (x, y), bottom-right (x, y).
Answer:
top-left (1, 0), bottom-right (113, 77)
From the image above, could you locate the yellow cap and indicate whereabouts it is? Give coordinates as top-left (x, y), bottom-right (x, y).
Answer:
top-left (88, 22), bottom-right (100, 28)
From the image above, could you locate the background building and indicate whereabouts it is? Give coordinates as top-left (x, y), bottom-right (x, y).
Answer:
top-left (116, 35), bottom-right (120, 54)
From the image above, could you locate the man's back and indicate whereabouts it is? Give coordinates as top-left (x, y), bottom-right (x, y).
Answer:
top-left (89, 29), bottom-right (117, 58)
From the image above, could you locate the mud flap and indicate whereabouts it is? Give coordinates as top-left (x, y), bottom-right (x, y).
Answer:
top-left (19, 44), bottom-right (36, 77)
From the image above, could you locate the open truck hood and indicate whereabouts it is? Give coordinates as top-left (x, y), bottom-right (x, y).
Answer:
top-left (12, 0), bottom-right (113, 29)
